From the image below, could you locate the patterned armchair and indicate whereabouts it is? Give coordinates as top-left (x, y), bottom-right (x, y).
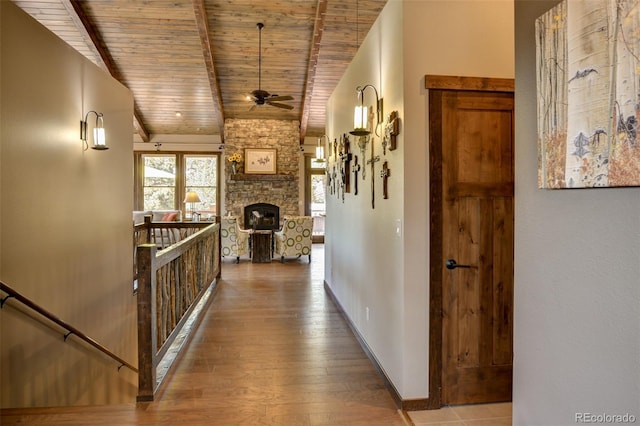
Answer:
top-left (274, 216), bottom-right (314, 263)
top-left (220, 216), bottom-right (250, 263)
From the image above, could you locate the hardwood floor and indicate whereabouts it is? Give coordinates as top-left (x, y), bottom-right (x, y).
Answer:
top-left (2, 245), bottom-right (408, 425)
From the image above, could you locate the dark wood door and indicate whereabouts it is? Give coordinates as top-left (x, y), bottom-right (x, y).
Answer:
top-left (439, 89), bottom-right (514, 405)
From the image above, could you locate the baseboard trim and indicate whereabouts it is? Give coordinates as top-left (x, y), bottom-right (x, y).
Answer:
top-left (323, 281), bottom-right (432, 411)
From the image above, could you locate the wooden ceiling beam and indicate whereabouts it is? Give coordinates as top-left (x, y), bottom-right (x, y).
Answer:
top-left (299, 0), bottom-right (328, 143)
top-left (192, 0), bottom-right (225, 141)
top-left (63, 0), bottom-right (150, 142)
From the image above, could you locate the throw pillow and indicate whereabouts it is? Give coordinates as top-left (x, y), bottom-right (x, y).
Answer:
top-left (161, 212), bottom-right (178, 221)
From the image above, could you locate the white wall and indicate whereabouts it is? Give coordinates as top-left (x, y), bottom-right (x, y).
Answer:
top-left (326, 0), bottom-right (407, 395)
top-left (325, 0), bottom-right (514, 399)
top-left (513, 1), bottom-right (640, 424)
top-left (1, 2), bottom-right (137, 407)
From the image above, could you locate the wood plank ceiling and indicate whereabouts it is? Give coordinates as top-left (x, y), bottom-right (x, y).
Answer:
top-left (13, 0), bottom-right (387, 143)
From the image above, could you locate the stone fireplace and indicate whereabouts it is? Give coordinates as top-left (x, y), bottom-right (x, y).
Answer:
top-left (224, 119), bottom-right (300, 227)
top-left (244, 203), bottom-right (280, 230)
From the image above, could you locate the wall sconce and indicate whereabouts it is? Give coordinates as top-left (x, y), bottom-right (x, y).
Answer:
top-left (316, 135), bottom-right (329, 162)
top-left (80, 111), bottom-right (108, 150)
top-left (183, 191), bottom-right (201, 220)
top-left (349, 84), bottom-right (383, 137)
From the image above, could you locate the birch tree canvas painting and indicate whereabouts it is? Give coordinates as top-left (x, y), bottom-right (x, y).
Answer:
top-left (536, 0), bottom-right (640, 188)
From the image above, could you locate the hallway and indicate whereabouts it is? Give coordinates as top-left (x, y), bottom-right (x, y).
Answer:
top-left (154, 245), bottom-right (406, 424)
top-left (2, 245), bottom-right (407, 425)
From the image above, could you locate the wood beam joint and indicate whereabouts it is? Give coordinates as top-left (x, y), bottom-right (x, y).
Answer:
top-left (299, 0), bottom-right (328, 143)
top-left (192, 0), bottom-right (226, 142)
top-left (64, 0), bottom-right (150, 142)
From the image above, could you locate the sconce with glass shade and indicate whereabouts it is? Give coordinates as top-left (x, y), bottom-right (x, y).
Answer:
top-left (183, 191), bottom-right (201, 220)
top-left (353, 105), bottom-right (367, 133)
top-left (316, 135), bottom-right (330, 162)
top-left (349, 84), bottom-right (383, 137)
top-left (80, 111), bottom-right (107, 150)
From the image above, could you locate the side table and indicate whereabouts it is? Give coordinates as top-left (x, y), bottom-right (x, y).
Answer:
top-left (251, 230), bottom-right (272, 263)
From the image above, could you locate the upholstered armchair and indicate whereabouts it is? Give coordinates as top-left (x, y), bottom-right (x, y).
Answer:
top-left (220, 216), bottom-right (250, 263)
top-left (273, 216), bottom-right (314, 263)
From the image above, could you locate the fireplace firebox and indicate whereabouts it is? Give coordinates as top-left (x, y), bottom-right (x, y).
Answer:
top-left (244, 203), bottom-right (280, 231)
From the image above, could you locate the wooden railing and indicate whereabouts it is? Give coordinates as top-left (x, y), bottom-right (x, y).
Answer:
top-left (135, 218), bottom-right (221, 402)
top-left (133, 216), bottom-right (207, 282)
top-left (134, 215), bottom-right (205, 249)
top-left (0, 281), bottom-right (138, 373)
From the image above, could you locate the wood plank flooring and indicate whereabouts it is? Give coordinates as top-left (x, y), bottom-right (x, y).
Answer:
top-left (2, 245), bottom-right (407, 425)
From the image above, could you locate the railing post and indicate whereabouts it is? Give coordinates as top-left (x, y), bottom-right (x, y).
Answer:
top-left (216, 216), bottom-right (222, 279)
top-left (136, 243), bottom-right (157, 402)
top-left (144, 215), bottom-right (153, 244)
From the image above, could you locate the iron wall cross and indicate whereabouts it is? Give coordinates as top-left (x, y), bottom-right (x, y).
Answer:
top-left (331, 165), bottom-right (338, 196)
top-left (366, 140), bottom-right (381, 209)
top-left (356, 135), bottom-right (368, 179)
top-left (339, 134), bottom-right (352, 198)
top-left (351, 155), bottom-right (360, 195)
top-left (380, 160), bottom-right (390, 199)
top-left (384, 111), bottom-right (400, 152)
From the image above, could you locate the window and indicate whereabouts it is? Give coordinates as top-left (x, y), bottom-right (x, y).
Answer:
top-left (184, 155), bottom-right (218, 217)
top-left (135, 152), bottom-right (219, 217)
top-left (141, 154), bottom-right (176, 210)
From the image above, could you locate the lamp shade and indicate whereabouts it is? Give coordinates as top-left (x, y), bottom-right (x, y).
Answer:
top-left (350, 84), bottom-right (381, 137)
top-left (93, 126), bottom-right (107, 149)
top-left (81, 111), bottom-right (108, 150)
top-left (183, 191), bottom-right (201, 203)
top-left (315, 135), bottom-right (328, 162)
top-left (353, 105), bottom-right (367, 130)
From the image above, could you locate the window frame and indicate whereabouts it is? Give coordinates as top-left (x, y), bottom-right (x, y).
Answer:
top-left (134, 151), bottom-right (220, 217)
top-left (183, 153), bottom-right (220, 217)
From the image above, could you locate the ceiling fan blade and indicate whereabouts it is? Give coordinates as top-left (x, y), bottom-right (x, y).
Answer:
top-left (249, 104), bottom-right (257, 111)
top-left (269, 95), bottom-right (293, 102)
top-left (266, 101), bottom-right (294, 110)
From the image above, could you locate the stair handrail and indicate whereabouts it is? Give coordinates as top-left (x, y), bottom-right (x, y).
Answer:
top-left (0, 281), bottom-right (138, 373)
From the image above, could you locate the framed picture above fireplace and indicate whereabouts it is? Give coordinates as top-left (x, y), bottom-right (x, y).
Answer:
top-left (245, 148), bottom-right (277, 174)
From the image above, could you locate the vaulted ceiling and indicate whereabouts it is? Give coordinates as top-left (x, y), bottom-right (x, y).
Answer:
top-left (14, 0), bottom-right (387, 143)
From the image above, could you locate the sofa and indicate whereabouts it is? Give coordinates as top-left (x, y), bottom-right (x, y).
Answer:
top-left (133, 210), bottom-right (182, 225)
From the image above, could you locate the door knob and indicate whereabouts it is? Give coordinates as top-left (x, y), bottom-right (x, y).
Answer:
top-left (445, 259), bottom-right (472, 270)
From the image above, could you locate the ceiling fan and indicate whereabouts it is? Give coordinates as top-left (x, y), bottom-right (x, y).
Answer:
top-left (247, 22), bottom-right (294, 111)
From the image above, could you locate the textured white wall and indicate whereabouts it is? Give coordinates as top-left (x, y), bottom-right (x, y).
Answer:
top-left (514, 1), bottom-right (640, 424)
top-left (1, 2), bottom-right (136, 408)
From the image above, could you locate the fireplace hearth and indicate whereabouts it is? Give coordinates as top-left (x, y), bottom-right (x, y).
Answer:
top-left (244, 203), bottom-right (280, 231)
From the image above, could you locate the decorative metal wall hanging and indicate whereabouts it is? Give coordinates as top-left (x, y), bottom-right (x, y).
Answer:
top-left (339, 134), bottom-right (353, 202)
top-left (366, 138), bottom-right (381, 209)
top-left (383, 110), bottom-right (400, 153)
top-left (351, 155), bottom-right (360, 195)
top-left (357, 135), bottom-right (369, 179)
top-left (380, 160), bottom-right (390, 199)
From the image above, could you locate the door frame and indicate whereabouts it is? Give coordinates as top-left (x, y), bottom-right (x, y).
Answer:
top-left (304, 152), bottom-right (326, 243)
top-left (426, 75), bottom-right (514, 409)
